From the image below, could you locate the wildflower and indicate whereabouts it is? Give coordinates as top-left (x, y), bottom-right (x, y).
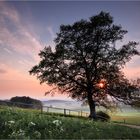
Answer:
top-left (19, 129), bottom-right (24, 133)
top-left (5, 120), bottom-right (15, 127)
top-left (8, 120), bottom-right (15, 124)
top-left (60, 127), bottom-right (64, 132)
top-left (9, 129), bottom-right (25, 138)
top-left (5, 122), bottom-right (7, 125)
top-left (52, 120), bottom-right (62, 126)
top-left (29, 122), bottom-right (36, 126)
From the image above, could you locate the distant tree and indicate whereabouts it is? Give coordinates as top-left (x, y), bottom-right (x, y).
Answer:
top-left (30, 11), bottom-right (140, 119)
top-left (10, 96), bottom-right (42, 109)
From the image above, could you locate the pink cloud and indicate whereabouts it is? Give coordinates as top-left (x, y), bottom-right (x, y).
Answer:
top-left (0, 69), bottom-right (7, 74)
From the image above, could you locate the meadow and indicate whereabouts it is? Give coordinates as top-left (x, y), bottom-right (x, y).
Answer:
top-left (0, 106), bottom-right (140, 139)
top-left (111, 115), bottom-right (140, 125)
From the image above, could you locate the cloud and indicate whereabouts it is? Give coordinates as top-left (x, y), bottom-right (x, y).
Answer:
top-left (0, 2), bottom-right (42, 63)
top-left (47, 26), bottom-right (55, 39)
top-left (3, 48), bottom-right (13, 54)
top-left (0, 69), bottom-right (7, 74)
top-left (18, 59), bottom-right (35, 67)
top-left (0, 2), bottom-right (19, 24)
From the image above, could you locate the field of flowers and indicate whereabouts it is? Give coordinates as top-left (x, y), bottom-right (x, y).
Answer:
top-left (0, 106), bottom-right (140, 139)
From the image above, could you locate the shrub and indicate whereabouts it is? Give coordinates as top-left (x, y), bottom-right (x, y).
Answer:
top-left (96, 111), bottom-right (110, 122)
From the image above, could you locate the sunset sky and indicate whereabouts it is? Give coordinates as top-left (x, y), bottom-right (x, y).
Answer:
top-left (0, 1), bottom-right (140, 100)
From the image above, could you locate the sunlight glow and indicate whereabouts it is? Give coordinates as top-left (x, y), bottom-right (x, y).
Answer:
top-left (98, 82), bottom-right (104, 88)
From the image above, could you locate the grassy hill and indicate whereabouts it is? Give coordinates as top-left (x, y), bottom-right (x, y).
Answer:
top-left (0, 106), bottom-right (140, 139)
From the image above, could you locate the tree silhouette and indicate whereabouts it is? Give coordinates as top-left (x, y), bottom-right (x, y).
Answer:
top-left (30, 11), bottom-right (140, 119)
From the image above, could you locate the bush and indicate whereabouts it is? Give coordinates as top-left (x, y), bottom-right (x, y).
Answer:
top-left (96, 111), bottom-right (110, 122)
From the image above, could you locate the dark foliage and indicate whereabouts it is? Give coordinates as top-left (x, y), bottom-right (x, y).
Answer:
top-left (96, 111), bottom-right (110, 121)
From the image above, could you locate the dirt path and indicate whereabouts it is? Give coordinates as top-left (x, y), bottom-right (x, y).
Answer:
top-left (115, 123), bottom-right (140, 129)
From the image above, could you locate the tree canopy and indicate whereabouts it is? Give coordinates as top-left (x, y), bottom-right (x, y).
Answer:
top-left (30, 11), bottom-right (140, 119)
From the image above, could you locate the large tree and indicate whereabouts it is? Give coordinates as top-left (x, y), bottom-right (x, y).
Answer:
top-left (30, 12), bottom-right (140, 119)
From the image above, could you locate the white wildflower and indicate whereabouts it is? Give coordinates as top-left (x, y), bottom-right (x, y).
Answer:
top-left (19, 129), bottom-right (24, 133)
top-left (9, 129), bottom-right (25, 138)
top-left (60, 127), bottom-right (64, 132)
top-left (8, 120), bottom-right (15, 124)
top-left (18, 129), bottom-right (25, 136)
top-left (52, 120), bottom-right (62, 126)
top-left (29, 122), bottom-right (36, 126)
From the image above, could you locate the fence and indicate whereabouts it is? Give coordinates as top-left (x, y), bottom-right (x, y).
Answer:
top-left (0, 100), bottom-right (89, 118)
top-left (42, 105), bottom-right (89, 117)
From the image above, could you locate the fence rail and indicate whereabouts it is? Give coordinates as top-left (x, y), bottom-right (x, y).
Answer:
top-left (42, 105), bottom-right (89, 117)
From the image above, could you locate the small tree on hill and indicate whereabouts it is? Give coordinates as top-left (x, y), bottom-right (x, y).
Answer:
top-left (30, 11), bottom-right (140, 119)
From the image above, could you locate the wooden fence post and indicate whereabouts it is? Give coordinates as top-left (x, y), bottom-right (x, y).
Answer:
top-left (47, 107), bottom-right (49, 112)
top-left (78, 111), bottom-right (80, 116)
top-left (81, 110), bottom-right (82, 117)
top-left (64, 109), bottom-right (66, 116)
top-left (123, 119), bottom-right (126, 123)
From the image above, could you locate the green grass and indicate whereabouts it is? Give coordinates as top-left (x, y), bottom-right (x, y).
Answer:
top-left (0, 106), bottom-right (140, 139)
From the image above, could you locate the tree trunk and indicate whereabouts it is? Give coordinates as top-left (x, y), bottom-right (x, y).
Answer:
top-left (88, 94), bottom-right (96, 120)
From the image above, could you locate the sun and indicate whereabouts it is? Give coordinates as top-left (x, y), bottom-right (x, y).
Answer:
top-left (98, 82), bottom-right (104, 88)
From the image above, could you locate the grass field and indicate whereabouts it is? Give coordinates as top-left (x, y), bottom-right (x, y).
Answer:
top-left (0, 106), bottom-right (140, 139)
top-left (111, 115), bottom-right (140, 125)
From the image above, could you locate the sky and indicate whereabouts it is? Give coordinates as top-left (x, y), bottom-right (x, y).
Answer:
top-left (0, 1), bottom-right (140, 100)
